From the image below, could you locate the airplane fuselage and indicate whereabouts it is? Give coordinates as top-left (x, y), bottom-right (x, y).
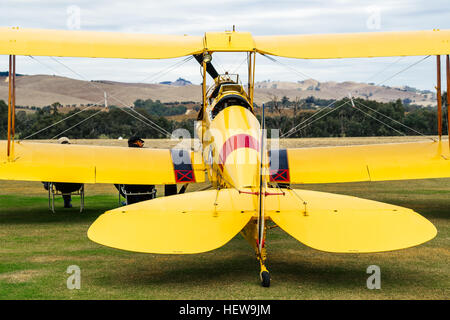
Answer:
top-left (196, 76), bottom-right (264, 191)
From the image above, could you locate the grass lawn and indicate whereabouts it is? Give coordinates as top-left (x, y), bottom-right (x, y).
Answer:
top-left (0, 177), bottom-right (448, 299)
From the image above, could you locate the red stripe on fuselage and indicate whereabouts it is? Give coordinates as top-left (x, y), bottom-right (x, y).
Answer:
top-left (218, 134), bottom-right (259, 170)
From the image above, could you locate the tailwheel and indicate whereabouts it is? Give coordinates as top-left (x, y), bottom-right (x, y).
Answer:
top-left (260, 270), bottom-right (270, 287)
top-left (259, 264), bottom-right (270, 287)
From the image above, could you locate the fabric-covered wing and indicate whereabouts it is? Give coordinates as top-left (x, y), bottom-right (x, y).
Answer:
top-left (88, 189), bottom-right (254, 254)
top-left (268, 141), bottom-right (450, 184)
top-left (267, 188), bottom-right (436, 253)
top-left (2, 27), bottom-right (450, 59)
top-left (0, 141), bottom-right (205, 184)
top-left (254, 30), bottom-right (450, 59)
top-left (0, 27), bottom-right (203, 59)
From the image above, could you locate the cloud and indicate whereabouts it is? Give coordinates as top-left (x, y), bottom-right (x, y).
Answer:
top-left (0, 0), bottom-right (449, 90)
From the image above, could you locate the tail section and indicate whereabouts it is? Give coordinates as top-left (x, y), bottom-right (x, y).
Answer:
top-left (267, 188), bottom-right (437, 253)
top-left (88, 187), bottom-right (437, 255)
top-left (88, 189), bottom-right (255, 254)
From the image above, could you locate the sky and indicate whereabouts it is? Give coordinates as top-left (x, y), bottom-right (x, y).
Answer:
top-left (1, 0), bottom-right (450, 91)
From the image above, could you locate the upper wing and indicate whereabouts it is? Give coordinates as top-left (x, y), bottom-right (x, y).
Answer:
top-left (0, 28), bottom-right (254, 58)
top-left (255, 30), bottom-right (450, 59)
top-left (268, 140), bottom-right (450, 184)
top-left (2, 27), bottom-right (449, 59)
top-left (0, 27), bottom-right (203, 59)
top-left (0, 141), bottom-right (205, 184)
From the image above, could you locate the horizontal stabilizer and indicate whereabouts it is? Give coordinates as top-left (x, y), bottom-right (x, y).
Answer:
top-left (88, 189), bottom-right (255, 254)
top-left (267, 189), bottom-right (437, 253)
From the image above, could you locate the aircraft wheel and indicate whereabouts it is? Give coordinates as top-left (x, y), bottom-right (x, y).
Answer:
top-left (260, 271), bottom-right (270, 287)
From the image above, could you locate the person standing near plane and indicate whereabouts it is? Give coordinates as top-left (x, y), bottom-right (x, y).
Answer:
top-left (114, 136), bottom-right (156, 205)
top-left (42, 137), bottom-right (84, 208)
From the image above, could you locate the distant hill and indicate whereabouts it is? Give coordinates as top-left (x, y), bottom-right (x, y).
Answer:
top-left (0, 73), bottom-right (436, 108)
top-left (0, 72), bottom-right (24, 77)
top-left (159, 78), bottom-right (192, 86)
top-left (255, 79), bottom-right (435, 107)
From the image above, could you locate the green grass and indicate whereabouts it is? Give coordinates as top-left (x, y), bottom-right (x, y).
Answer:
top-left (0, 180), bottom-right (449, 300)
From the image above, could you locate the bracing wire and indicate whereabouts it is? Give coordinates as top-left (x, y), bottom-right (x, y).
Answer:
top-left (348, 97), bottom-right (406, 136)
top-left (51, 108), bottom-right (105, 140)
top-left (261, 52), bottom-right (346, 138)
top-left (210, 54), bottom-right (227, 74)
top-left (103, 93), bottom-right (173, 137)
top-left (138, 56), bottom-right (194, 84)
top-left (353, 99), bottom-right (435, 141)
top-left (27, 56), bottom-right (171, 138)
top-left (283, 100), bottom-right (351, 138)
top-left (281, 99), bottom-right (339, 138)
top-left (364, 56), bottom-right (405, 83)
top-left (231, 56), bottom-right (248, 75)
top-left (275, 53), bottom-right (432, 139)
top-left (117, 107), bottom-right (171, 137)
top-left (43, 56), bottom-right (191, 135)
top-left (21, 98), bottom-right (104, 140)
top-left (375, 55), bottom-right (431, 86)
top-left (260, 53), bottom-right (314, 81)
top-left (39, 55), bottom-right (189, 138)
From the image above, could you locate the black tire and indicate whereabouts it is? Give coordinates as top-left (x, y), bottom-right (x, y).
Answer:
top-left (260, 271), bottom-right (270, 287)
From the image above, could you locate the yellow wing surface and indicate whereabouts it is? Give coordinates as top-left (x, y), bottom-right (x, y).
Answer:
top-left (1, 27), bottom-right (449, 58)
top-left (0, 27), bottom-right (203, 59)
top-left (0, 141), bottom-right (205, 185)
top-left (270, 140), bottom-right (450, 184)
top-left (87, 189), bottom-right (255, 254)
top-left (87, 187), bottom-right (436, 254)
top-left (266, 188), bottom-right (437, 253)
top-left (254, 29), bottom-right (450, 59)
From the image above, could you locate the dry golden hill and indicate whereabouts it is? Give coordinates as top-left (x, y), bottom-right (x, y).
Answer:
top-left (0, 74), bottom-right (435, 108)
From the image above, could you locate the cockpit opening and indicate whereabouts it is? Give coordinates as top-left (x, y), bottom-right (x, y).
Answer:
top-left (211, 94), bottom-right (253, 119)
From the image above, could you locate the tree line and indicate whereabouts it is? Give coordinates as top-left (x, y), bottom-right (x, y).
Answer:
top-left (0, 95), bottom-right (448, 140)
top-left (260, 96), bottom-right (448, 138)
top-left (0, 99), bottom-right (194, 139)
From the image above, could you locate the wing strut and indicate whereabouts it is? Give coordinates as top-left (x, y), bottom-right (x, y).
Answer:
top-left (247, 51), bottom-right (256, 107)
top-left (6, 55), bottom-right (16, 161)
top-left (437, 55), bottom-right (443, 141)
top-left (447, 55), bottom-right (450, 148)
top-left (257, 103), bottom-right (266, 253)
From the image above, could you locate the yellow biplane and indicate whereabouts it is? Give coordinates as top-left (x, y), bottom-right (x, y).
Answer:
top-left (1, 27), bottom-right (449, 287)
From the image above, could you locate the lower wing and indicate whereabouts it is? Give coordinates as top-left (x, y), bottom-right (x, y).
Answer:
top-left (0, 141), bottom-right (204, 184)
top-left (268, 140), bottom-right (450, 184)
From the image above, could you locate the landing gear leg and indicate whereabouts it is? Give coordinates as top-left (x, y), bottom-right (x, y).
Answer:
top-left (240, 219), bottom-right (271, 287)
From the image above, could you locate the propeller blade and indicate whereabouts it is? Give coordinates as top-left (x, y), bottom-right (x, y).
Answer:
top-left (194, 54), bottom-right (219, 79)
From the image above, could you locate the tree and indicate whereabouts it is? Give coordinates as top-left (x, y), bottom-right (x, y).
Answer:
top-left (51, 102), bottom-right (62, 115)
top-left (292, 96), bottom-right (303, 117)
top-left (271, 95), bottom-right (282, 115)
